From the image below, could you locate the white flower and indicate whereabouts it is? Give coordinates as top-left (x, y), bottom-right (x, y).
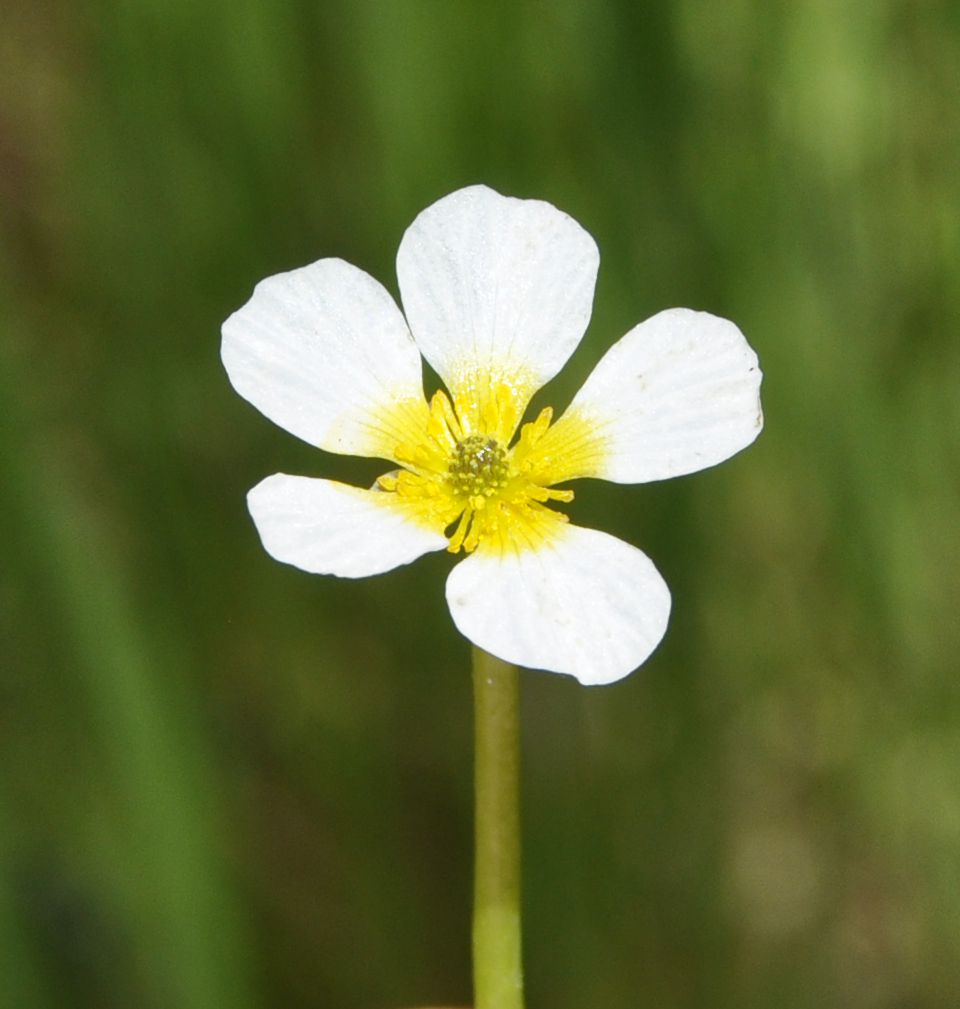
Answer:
top-left (222, 185), bottom-right (763, 685)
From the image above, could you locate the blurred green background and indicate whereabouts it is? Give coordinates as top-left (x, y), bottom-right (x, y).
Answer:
top-left (2, 2), bottom-right (959, 1007)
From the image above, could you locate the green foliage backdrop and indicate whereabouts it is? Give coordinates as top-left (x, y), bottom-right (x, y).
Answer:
top-left (2, 2), bottom-right (958, 1007)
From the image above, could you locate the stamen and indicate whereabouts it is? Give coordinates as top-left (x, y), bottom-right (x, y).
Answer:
top-left (463, 517), bottom-right (484, 554)
top-left (447, 509), bottom-right (472, 553)
top-left (428, 390), bottom-right (463, 446)
top-left (526, 486), bottom-right (574, 504)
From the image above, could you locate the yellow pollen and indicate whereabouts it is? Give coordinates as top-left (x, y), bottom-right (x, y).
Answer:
top-left (376, 382), bottom-right (578, 554)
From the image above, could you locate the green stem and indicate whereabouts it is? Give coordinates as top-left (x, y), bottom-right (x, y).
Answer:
top-left (472, 646), bottom-right (525, 1009)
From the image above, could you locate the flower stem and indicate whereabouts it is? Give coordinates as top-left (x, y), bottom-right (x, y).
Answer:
top-left (471, 646), bottom-right (524, 1009)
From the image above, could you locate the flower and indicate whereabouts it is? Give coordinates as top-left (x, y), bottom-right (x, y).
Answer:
top-left (222, 185), bottom-right (763, 685)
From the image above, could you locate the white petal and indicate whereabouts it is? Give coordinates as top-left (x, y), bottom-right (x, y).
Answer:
top-left (248, 474), bottom-right (448, 579)
top-left (445, 525), bottom-right (671, 685)
top-left (396, 185), bottom-right (599, 407)
top-left (222, 259), bottom-right (428, 459)
top-left (542, 308), bottom-right (763, 483)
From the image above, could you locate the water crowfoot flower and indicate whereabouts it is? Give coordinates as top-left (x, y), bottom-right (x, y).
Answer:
top-left (222, 185), bottom-right (763, 685)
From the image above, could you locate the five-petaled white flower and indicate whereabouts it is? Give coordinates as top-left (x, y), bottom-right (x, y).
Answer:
top-left (222, 185), bottom-right (763, 685)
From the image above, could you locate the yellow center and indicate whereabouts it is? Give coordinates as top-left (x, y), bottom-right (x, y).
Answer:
top-left (376, 380), bottom-right (577, 554)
